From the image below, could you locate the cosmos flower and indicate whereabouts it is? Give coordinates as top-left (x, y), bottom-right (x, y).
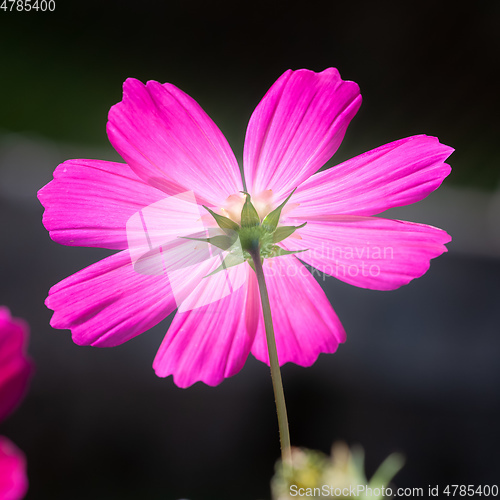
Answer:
top-left (0, 307), bottom-right (32, 499)
top-left (38, 68), bottom-right (452, 388)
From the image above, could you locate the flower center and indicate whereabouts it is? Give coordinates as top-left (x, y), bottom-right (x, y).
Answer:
top-left (220, 190), bottom-right (275, 224)
top-left (197, 189), bottom-right (307, 276)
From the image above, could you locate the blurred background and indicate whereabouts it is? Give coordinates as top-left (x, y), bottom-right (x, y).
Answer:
top-left (1, 0), bottom-right (499, 498)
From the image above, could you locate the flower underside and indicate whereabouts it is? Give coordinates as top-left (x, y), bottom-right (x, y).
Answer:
top-left (37, 67), bottom-right (453, 388)
top-left (185, 190), bottom-right (307, 277)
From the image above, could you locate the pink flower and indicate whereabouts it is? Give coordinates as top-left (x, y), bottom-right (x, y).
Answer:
top-left (0, 307), bottom-right (32, 499)
top-left (38, 68), bottom-right (452, 388)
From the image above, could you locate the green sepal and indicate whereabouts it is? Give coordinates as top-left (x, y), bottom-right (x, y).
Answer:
top-left (262, 188), bottom-right (297, 233)
top-left (268, 246), bottom-right (308, 259)
top-left (272, 222), bottom-right (307, 243)
top-left (239, 225), bottom-right (263, 253)
top-left (202, 206), bottom-right (239, 234)
top-left (204, 251), bottom-right (245, 278)
top-left (182, 234), bottom-right (238, 251)
top-left (240, 192), bottom-right (260, 228)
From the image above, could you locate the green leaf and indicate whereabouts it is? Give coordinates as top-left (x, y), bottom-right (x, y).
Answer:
top-left (269, 246), bottom-right (309, 258)
top-left (262, 188), bottom-right (297, 232)
top-left (202, 206), bottom-right (239, 234)
top-left (182, 234), bottom-right (238, 251)
top-left (272, 222), bottom-right (306, 243)
top-left (240, 192), bottom-right (260, 228)
top-left (368, 452), bottom-right (405, 490)
top-left (204, 252), bottom-right (245, 277)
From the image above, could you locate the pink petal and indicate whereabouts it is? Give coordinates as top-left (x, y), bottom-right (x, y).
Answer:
top-left (173, 254), bottom-right (247, 314)
top-left (46, 250), bottom-right (178, 347)
top-left (153, 263), bottom-right (255, 388)
top-left (243, 68), bottom-right (361, 201)
top-left (107, 78), bottom-right (243, 206)
top-left (125, 190), bottom-right (215, 278)
top-left (289, 135), bottom-right (453, 217)
top-left (0, 308), bottom-right (32, 423)
top-left (124, 190), bottom-right (247, 311)
top-left (38, 159), bottom-right (168, 249)
top-left (281, 217), bottom-right (451, 291)
top-left (46, 195), bottom-right (247, 351)
top-left (250, 255), bottom-right (346, 367)
top-left (0, 437), bottom-right (28, 500)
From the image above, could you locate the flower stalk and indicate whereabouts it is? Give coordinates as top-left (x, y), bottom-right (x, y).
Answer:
top-left (249, 247), bottom-right (292, 467)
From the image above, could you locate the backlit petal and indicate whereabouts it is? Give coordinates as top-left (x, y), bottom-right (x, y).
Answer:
top-left (243, 68), bottom-right (361, 200)
top-left (46, 250), bottom-right (177, 347)
top-left (38, 159), bottom-right (168, 249)
top-left (289, 135), bottom-right (453, 217)
top-left (250, 256), bottom-right (345, 366)
top-left (281, 217), bottom-right (451, 290)
top-left (153, 263), bottom-right (254, 388)
top-left (107, 78), bottom-right (243, 206)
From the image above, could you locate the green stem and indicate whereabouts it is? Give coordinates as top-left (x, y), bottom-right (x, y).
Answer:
top-left (250, 248), bottom-right (292, 466)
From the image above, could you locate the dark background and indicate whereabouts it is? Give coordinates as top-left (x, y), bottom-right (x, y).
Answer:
top-left (1, 1), bottom-right (499, 498)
